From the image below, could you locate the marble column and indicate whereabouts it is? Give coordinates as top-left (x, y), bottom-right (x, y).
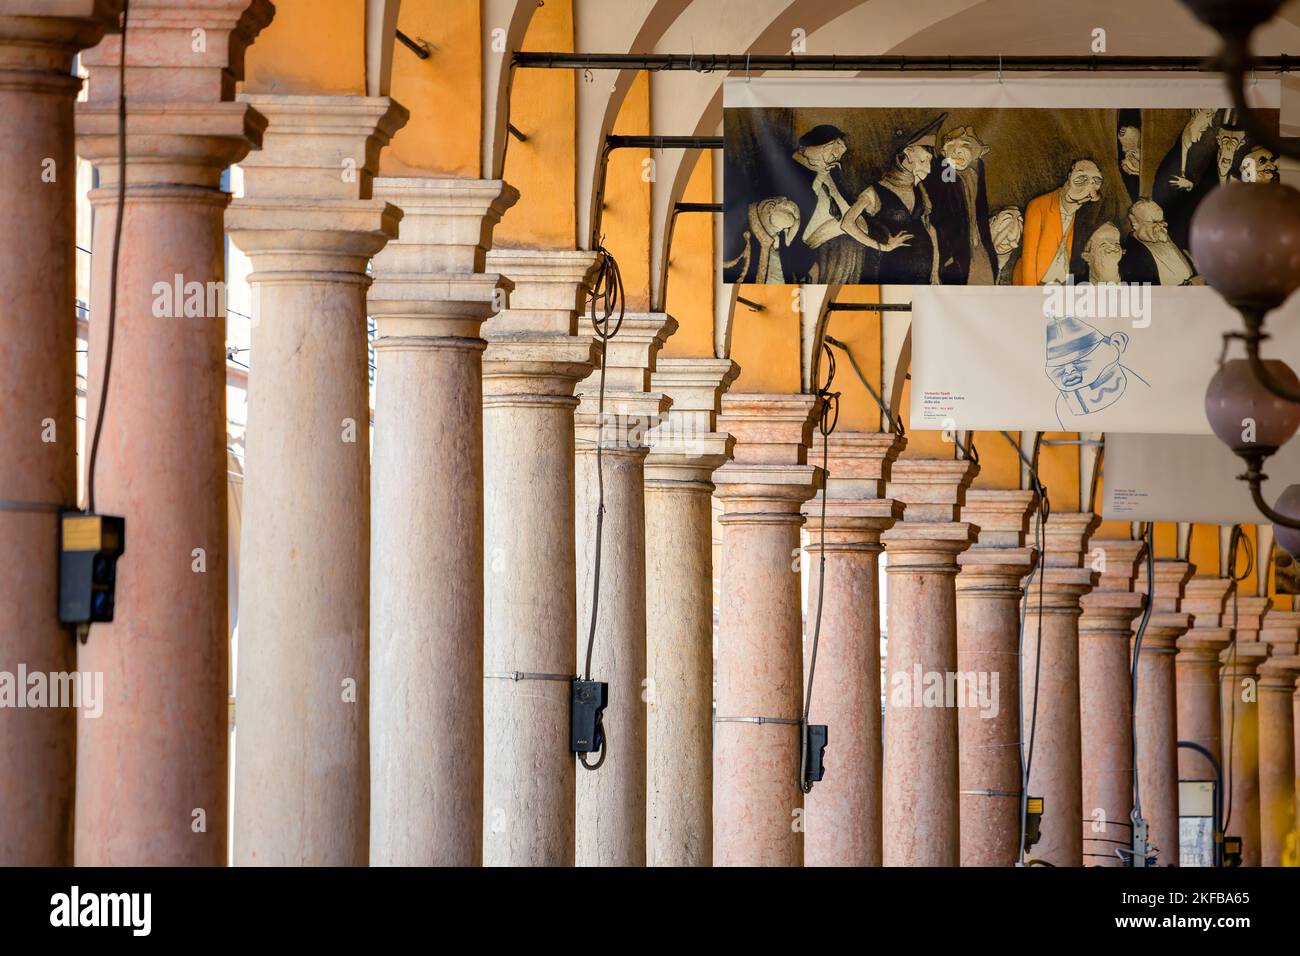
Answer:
top-left (1021, 512), bottom-right (1099, 867)
top-left (1134, 559), bottom-right (1194, 867)
top-left (803, 432), bottom-right (904, 867)
top-left (1220, 640), bottom-right (1271, 866)
top-left (712, 393), bottom-right (820, 867)
top-left (367, 177), bottom-right (517, 865)
top-left (573, 311), bottom-right (676, 867)
top-left (955, 489), bottom-right (1039, 868)
top-left (74, 1), bottom-right (271, 866)
top-left (229, 94), bottom-right (407, 866)
top-left (880, 458), bottom-right (978, 867)
top-left (0, 2), bottom-right (119, 867)
top-left (644, 357), bottom-right (737, 867)
top-left (1078, 538), bottom-right (1146, 867)
top-left (1257, 654), bottom-right (1299, 866)
top-left (1178, 577), bottom-right (1234, 783)
top-left (480, 248), bottom-right (598, 867)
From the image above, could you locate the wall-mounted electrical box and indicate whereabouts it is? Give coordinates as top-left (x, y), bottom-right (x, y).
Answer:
top-left (58, 512), bottom-right (125, 627)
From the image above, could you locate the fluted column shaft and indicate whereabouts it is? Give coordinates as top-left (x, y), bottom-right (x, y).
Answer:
top-left (0, 3), bottom-right (119, 866)
top-left (955, 489), bottom-right (1038, 868)
top-left (74, 1), bottom-right (271, 866)
top-left (229, 93), bottom-right (407, 866)
top-left (1020, 512), bottom-right (1099, 867)
top-left (574, 311), bottom-right (675, 867)
top-left (367, 177), bottom-right (516, 865)
top-left (881, 458), bottom-right (977, 866)
top-left (481, 248), bottom-right (597, 867)
top-left (643, 357), bottom-right (736, 867)
top-left (1078, 539), bottom-right (1145, 868)
top-left (712, 393), bottom-right (819, 867)
top-left (803, 432), bottom-right (904, 867)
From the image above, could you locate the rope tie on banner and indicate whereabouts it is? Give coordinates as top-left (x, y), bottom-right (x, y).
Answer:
top-left (576, 243), bottom-right (625, 773)
top-left (800, 341), bottom-right (840, 794)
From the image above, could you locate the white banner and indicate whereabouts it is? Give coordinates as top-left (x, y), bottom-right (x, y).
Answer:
top-left (909, 285), bottom-right (1300, 435)
top-left (1102, 433), bottom-right (1300, 524)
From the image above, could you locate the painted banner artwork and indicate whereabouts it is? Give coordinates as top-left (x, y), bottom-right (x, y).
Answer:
top-left (723, 78), bottom-right (1280, 287)
top-left (908, 285), bottom-right (1300, 435)
top-left (1103, 433), bottom-right (1300, 524)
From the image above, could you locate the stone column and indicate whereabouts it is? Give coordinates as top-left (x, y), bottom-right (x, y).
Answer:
top-left (74, 1), bottom-right (271, 866)
top-left (955, 489), bottom-right (1039, 868)
top-left (803, 432), bottom-right (904, 867)
top-left (229, 94), bottom-right (407, 866)
top-left (1078, 538), bottom-right (1146, 867)
top-left (880, 458), bottom-right (978, 867)
top-left (480, 248), bottom-right (597, 867)
top-left (1257, 655), bottom-right (1300, 866)
top-left (0, 2), bottom-right (119, 867)
top-left (367, 177), bottom-right (517, 865)
top-left (644, 357), bottom-right (737, 867)
top-left (1178, 577), bottom-right (1234, 783)
top-left (1220, 640), bottom-right (1271, 866)
top-left (712, 393), bottom-right (820, 867)
top-left (1233, 595), bottom-right (1272, 643)
top-left (1021, 512), bottom-right (1099, 867)
top-left (1134, 559), bottom-right (1194, 867)
top-left (573, 311), bottom-right (676, 867)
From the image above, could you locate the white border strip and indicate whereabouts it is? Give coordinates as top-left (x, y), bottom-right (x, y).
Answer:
top-left (723, 76), bottom-right (1281, 110)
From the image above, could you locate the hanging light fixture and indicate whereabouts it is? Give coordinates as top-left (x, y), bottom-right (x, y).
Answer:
top-left (1180, 0), bottom-right (1300, 538)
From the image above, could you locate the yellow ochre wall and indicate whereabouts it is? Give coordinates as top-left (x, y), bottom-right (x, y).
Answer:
top-left (243, 0), bottom-right (368, 95)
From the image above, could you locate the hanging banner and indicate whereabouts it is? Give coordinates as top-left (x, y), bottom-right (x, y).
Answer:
top-left (723, 77), bottom-right (1280, 287)
top-left (908, 285), bottom-right (1300, 435)
top-left (1102, 432), bottom-right (1300, 524)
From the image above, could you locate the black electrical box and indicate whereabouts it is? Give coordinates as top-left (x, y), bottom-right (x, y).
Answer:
top-left (58, 512), bottom-right (125, 626)
top-left (803, 724), bottom-right (828, 785)
top-left (1223, 835), bottom-right (1242, 868)
top-left (570, 679), bottom-right (608, 753)
top-left (1023, 795), bottom-right (1044, 852)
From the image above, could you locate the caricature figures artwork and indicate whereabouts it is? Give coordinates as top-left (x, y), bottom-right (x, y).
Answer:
top-left (723, 104), bottom-right (1278, 287)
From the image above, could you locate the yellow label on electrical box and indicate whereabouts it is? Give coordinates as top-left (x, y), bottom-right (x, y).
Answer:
top-left (1026, 797), bottom-right (1044, 815)
top-left (62, 516), bottom-right (101, 552)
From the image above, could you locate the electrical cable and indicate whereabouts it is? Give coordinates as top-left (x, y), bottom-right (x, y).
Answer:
top-left (1017, 434), bottom-right (1050, 865)
top-left (823, 334), bottom-right (902, 438)
top-left (577, 243), bottom-right (624, 772)
top-left (1128, 522), bottom-right (1157, 860)
top-left (85, 0), bottom-right (129, 514)
top-left (1221, 524), bottom-right (1254, 836)
top-left (800, 341), bottom-right (840, 794)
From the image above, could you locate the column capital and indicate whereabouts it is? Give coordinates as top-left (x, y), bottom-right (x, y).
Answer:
top-left (1233, 596), bottom-right (1274, 640)
top-left (1090, 538), bottom-right (1148, 591)
top-left (814, 430), bottom-right (906, 499)
top-left (880, 520), bottom-right (977, 570)
top-left (802, 497), bottom-right (904, 552)
top-left (1023, 566), bottom-right (1099, 612)
top-left (481, 248), bottom-right (601, 399)
top-left (77, 2), bottom-right (273, 187)
top-left (886, 457), bottom-right (978, 523)
top-left (646, 357), bottom-right (739, 484)
top-left (956, 546), bottom-right (1038, 592)
top-left (963, 488), bottom-right (1038, 548)
top-left (1260, 609), bottom-right (1300, 656)
top-left (229, 95), bottom-right (409, 277)
top-left (1258, 654), bottom-right (1300, 691)
top-left (1033, 511), bottom-right (1101, 568)
top-left (370, 177), bottom-right (519, 340)
top-left (485, 248), bottom-right (600, 335)
top-left (1184, 576), bottom-right (1235, 628)
top-left (1080, 590), bottom-right (1147, 635)
top-left (1177, 628), bottom-right (1234, 661)
top-left (714, 392), bottom-right (820, 518)
top-left (0, 3), bottom-right (121, 74)
top-left (1221, 640), bottom-right (1271, 675)
top-left (1137, 559), bottom-right (1195, 613)
top-left (575, 312), bottom-right (676, 451)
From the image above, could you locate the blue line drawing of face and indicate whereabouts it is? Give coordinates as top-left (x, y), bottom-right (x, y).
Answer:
top-left (1044, 314), bottom-right (1149, 428)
